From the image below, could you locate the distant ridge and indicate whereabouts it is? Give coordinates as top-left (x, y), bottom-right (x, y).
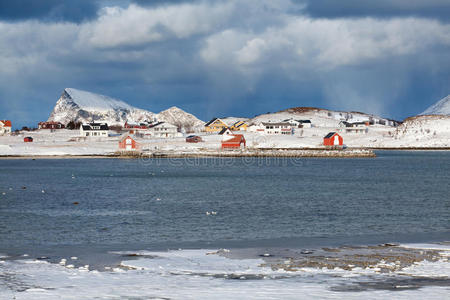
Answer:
top-left (250, 106), bottom-right (400, 127)
top-left (420, 95), bottom-right (450, 116)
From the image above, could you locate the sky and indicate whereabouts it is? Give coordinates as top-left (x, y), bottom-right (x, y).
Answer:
top-left (0, 0), bottom-right (449, 127)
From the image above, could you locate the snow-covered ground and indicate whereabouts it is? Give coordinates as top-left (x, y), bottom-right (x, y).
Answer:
top-left (0, 243), bottom-right (449, 299)
top-left (0, 116), bottom-right (449, 157)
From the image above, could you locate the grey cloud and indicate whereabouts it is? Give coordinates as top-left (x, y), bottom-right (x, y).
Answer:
top-left (0, 1), bottom-right (448, 128)
top-left (0, 0), bottom-right (100, 23)
top-left (297, 0), bottom-right (450, 22)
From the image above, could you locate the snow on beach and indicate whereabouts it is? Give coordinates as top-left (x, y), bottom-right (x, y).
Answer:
top-left (0, 243), bottom-right (449, 299)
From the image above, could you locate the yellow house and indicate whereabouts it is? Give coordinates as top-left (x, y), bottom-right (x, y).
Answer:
top-left (204, 118), bottom-right (228, 133)
top-left (230, 120), bottom-right (248, 131)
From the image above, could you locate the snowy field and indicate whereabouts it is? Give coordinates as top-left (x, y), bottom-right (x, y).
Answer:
top-left (0, 114), bottom-right (449, 157)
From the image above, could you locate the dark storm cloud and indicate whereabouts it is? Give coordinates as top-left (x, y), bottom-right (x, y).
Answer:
top-left (0, 0), bottom-right (448, 127)
top-left (0, 0), bottom-right (100, 23)
top-left (298, 0), bottom-right (450, 22)
top-left (131, 0), bottom-right (197, 6)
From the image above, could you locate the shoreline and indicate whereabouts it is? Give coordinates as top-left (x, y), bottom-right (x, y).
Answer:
top-left (0, 148), bottom-right (377, 159)
top-left (1, 147), bottom-right (450, 160)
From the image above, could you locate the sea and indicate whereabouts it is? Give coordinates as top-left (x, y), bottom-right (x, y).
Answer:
top-left (0, 151), bottom-right (449, 299)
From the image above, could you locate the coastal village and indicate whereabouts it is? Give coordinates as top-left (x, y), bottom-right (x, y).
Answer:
top-left (0, 89), bottom-right (450, 157)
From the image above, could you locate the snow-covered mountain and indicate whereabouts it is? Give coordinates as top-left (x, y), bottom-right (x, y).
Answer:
top-left (420, 95), bottom-right (450, 115)
top-left (156, 106), bottom-right (204, 132)
top-left (48, 88), bottom-right (203, 131)
top-left (48, 88), bottom-right (155, 125)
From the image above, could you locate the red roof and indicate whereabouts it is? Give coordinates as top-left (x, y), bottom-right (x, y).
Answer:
top-left (0, 120), bottom-right (11, 127)
top-left (223, 134), bottom-right (245, 143)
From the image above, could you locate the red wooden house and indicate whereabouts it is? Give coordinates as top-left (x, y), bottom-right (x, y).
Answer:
top-left (221, 134), bottom-right (246, 149)
top-left (24, 137), bottom-right (33, 142)
top-left (38, 121), bottom-right (65, 129)
top-left (118, 135), bottom-right (140, 151)
top-left (186, 135), bottom-right (203, 143)
top-left (323, 132), bottom-right (343, 147)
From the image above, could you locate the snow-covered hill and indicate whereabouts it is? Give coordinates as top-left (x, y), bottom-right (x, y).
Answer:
top-left (420, 95), bottom-right (450, 115)
top-left (387, 115), bottom-right (450, 147)
top-left (48, 88), bottom-right (203, 131)
top-left (156, 106), bottom-right (204, 132)
top-left (250, 107), bottom-right (398, 127)
top-left (221, 117), bottom-right (250, 126)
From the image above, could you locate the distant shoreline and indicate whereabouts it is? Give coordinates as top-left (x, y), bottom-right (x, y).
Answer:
top-left (1, 149), bottom-right (374, 159)
top-left (1, 148), bottom-right (450, 160)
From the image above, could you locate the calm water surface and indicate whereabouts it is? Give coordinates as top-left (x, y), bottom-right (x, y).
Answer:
top-left (0, 151), bottom-right (449, 253)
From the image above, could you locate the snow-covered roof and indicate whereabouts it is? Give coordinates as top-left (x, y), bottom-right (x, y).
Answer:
top-left (218, 127), bottom-right (232, 135)
top-left (0, 120), bottom-right (11, 127)
top-left (262, 122), bottom-right (291, 126)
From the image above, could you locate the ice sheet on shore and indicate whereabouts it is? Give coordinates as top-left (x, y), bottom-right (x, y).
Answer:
top-left (1, 244), bottom-right (449, 299)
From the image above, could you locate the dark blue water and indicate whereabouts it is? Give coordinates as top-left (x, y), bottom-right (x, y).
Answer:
top-left (0, 151), bottom-right (449, 253)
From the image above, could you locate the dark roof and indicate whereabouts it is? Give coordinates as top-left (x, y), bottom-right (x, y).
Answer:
top-left (148, 121), bottom-right (164, 128)
top-left (232, 121), bottom-right (246, 127)
top-left (205, 118), bottom-right (220, 127)
top-left (218, 127), bottom-right (231, 134)
top-left (342, 121), bottom-right (367, 127)
top-left (82, 123), bottom-right (109, 131)
top-left (324, 132), bottom-right (337, 139)
top-left (282, 119), bottom-right (311, 124)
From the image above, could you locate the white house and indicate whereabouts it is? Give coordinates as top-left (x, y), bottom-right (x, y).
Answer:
top-left (80, 123), bottom-right (109, 137)
top-left (297, 120), bottom-right (312, 128)
top-left (262, 122), bottom-right (293, 135)
top-left (0, 120), bottom-right (12, 135)
top-left (248, 124), bottom-right (265, 133)
top-left (148, 122), bottom-right (179, 138)
top-left (282, 118), bottom-right (312, 128)
top-left (339, 121), bottom-right (368, 134)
